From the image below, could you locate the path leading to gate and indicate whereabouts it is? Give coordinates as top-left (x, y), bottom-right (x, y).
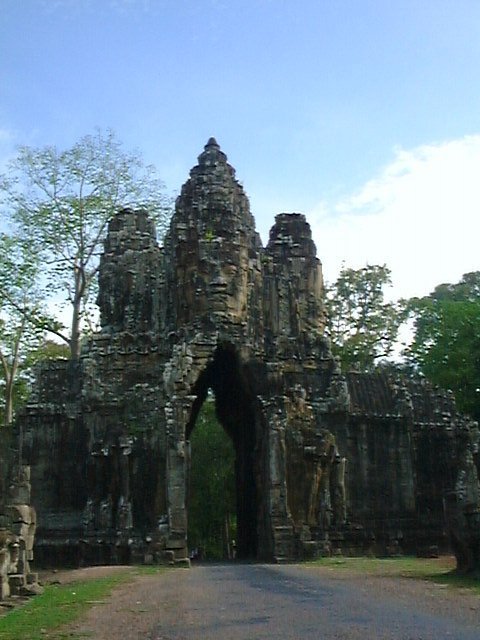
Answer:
top-left (68, 563), bottom-right (479, 639)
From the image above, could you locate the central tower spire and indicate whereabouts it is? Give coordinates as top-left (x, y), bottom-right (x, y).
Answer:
top-left (190, 137), bottom-right (234, 182)
top-left (163, 139), bottom-right (263, 331)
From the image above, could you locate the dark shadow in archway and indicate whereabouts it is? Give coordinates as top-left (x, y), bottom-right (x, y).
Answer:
top-left (186, 344), bottom-right (264, 560)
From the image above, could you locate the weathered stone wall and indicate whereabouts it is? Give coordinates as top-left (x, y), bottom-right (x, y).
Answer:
top-left (338, 373), bottom-right (480, 564)
top-left (2, 138), bottom-right (479, 572)
top-left (17, 360), bottom-right (87, 566)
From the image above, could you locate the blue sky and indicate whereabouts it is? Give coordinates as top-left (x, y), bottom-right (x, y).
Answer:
top-left (2, 0), bottom-right (480, 298)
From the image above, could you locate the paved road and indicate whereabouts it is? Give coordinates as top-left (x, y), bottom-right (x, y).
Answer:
top-left (73, 563), bottom-right (480, 640)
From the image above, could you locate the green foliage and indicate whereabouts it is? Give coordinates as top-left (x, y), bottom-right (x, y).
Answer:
top-left (324, 264), bottom-right (406, 372)
top-left (204, 228), bottom-right (215, 242)
top-left (405, 272), bottom-right (480, 421)
top-left (187, 399), bottom-right (236, 560)
top-left (1, 129), bottom-right (172, 358)
top-left (27, 340), bottom-right (71, 363)
top-left (0, 234), bottom-right (52, 426)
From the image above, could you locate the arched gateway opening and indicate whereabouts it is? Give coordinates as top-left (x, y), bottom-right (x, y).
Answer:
top-left (185, 345), bottom-right (269, 560)
top-left (187, 401), bottom-right (236, 559)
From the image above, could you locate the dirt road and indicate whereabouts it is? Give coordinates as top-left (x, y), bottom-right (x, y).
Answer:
top-left (67, 563), bottom-right (479, 639)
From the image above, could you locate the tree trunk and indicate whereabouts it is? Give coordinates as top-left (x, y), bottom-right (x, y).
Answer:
top-left (4, 373), bottom-right (14, 427)
top-left (70, 264), bottom-right (86, 360)
top-left (70, 299), bottom-right (81, 360)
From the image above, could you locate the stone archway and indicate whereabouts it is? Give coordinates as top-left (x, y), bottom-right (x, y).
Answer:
top-left (185, 345), bottom-right (264, 560)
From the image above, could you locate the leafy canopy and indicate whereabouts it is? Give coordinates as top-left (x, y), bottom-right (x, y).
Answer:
top-left (405, 271), bottom-right (480, 421)
top-left (1, 129), bottom-right (172, 357)
top-left (324, 264), bottom-right (406, 372)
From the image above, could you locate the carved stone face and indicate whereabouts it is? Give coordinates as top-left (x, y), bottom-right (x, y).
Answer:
top-left (168, 141), bottom-right (257, 329)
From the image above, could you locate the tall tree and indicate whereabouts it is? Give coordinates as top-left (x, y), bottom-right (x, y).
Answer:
top-left (325, 264), bottom-right (406, 372)
top-left (405, 272), bottom-right (480, 421)
top-left (0, 234), bottom-right (52, 426)
top-left (1, 130), bottom-right (172, 358)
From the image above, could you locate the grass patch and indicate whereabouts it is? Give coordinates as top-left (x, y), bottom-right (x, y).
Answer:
top-left (424, 569), bottom-right (480, 594)
top-left (0, 566), bottom-right (167, 640)
top-left (308, 556), bottom-right (480, 594)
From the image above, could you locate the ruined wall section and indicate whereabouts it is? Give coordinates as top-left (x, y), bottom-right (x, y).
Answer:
top-left (18, 361), bottom-right (87, 565)
top-left (335, 373), bottom-right (417, 554)
top-left (407, 379), bottom-right (480, 563)
top-left (337, 372), bottom-right (480, 561)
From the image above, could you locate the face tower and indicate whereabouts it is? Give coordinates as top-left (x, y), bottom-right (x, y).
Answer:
top-left (8, 139), bottom-right (476, 572)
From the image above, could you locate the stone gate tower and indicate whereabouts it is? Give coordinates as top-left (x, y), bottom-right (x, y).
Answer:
top-left (9, 139), bottom-right (480, 568)
top-left (16, 139), bottom-right (346, 563)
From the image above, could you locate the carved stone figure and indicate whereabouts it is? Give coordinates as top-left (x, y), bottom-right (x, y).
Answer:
top-left (0, 466), bottom-right (42, 600)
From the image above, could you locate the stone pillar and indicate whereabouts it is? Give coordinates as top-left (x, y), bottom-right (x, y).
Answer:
top-left (261, 398), bottom-right (295, 561)
top-left (165, 397), bottom-right (196, 563)
top-left (331, 456), bottom-right (347, 528)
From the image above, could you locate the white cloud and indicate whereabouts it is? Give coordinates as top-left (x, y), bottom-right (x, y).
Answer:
top-left (309, 135), bottom-right (480, 300)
